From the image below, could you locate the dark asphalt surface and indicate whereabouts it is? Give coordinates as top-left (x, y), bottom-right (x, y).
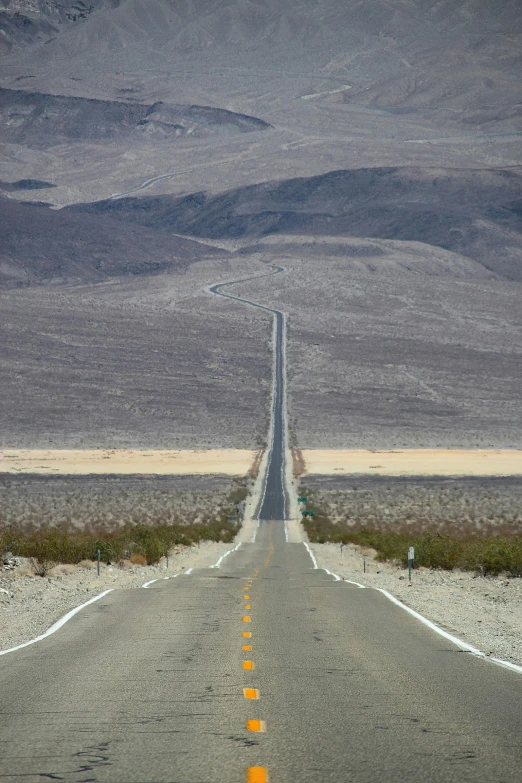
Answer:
top-left (1, 523), bottom-right (522, 782)
top-left (210, 268), bottom-right (287, 520)
top-left (256, 307), bottom-right (286, 522)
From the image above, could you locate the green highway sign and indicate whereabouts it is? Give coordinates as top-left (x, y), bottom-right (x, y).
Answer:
top-left (298, 497), bottom-right (307, 503)
top-left (303, 510), bottom-right (315, 517)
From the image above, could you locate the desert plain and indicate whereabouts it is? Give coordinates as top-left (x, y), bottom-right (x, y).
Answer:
top-left (300, 449), bottom-right (522, 477)
top-left (0, 448), bottom-right (256, 475)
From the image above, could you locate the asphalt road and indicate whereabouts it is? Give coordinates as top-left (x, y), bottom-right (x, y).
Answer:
top-left (2, 523), bottom-right (522, 782)
top-left (210, 268), bottom-right (287, 520)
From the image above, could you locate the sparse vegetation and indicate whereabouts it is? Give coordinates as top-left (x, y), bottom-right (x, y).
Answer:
top-left (302, 477), bottom-right (522, 532)
top-left (0, 475), bottom-right (246, 530)
top-left (0, 475), bottom-right (248, 571)
top-left (1, 517), bottom-right (240, 570)
top-left (300, 485), bottom-right (522, 578)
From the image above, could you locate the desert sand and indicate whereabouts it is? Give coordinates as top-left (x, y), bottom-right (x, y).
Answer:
top-left (302, 449), bottom-right (522, 476)
top-left (0, 449), bottom-right (256, 476)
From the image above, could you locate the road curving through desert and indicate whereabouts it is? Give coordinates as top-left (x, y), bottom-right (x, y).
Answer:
top-left (209, 265), bottom-right (290, 523)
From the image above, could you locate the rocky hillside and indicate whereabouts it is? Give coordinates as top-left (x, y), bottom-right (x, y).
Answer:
top-left (0, 87), bottom-right (272, 146)
top-left (71, 166), bottom-right (522, 281)
top-left (2, 0), bottom-right (521, 128)
top-left (0, 0), bottom-right (120, 54)
top-left (0, 198), bottom-right (219, 287)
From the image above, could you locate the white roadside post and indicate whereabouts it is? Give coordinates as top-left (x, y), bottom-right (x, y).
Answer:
top-left (408, 546), bottom-right (415, 581)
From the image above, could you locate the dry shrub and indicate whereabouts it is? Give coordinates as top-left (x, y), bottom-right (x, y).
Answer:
top-left (49, 564), bottom-right (77, 576)
top-left (10, 567), bottom-right (35, 578)
top-left (78, 559), bottom-right (96, 570)
top-left (30, 556), bottom-right (56, 577)
top-left (130, 553), bottom-right (147, 566)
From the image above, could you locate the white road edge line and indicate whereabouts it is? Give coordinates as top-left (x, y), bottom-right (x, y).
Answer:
top-left (303, 542), bottom-right (364, 587)
top-left (324, 568), bottom-right (341, 582)
top-left (251, 518), bottom-right (261, 544)
top-left (0, 589), bottom-right (114, 657)
top-left (344, 578), bottom-right (366, 588)
top-left (376, 588), bottom-right (522, 674)
top-left (209, 542), bottom-right (242, 569)
top-left (144, 569), bottom-right (193, 586)
top-left (304, 542), bottom-right (522, 674)
top-left (303, 541), bottom-right (318, 567)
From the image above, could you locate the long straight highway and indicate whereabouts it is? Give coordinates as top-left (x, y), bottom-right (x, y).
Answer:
top-left (1, 272), bottom-right (522, 781)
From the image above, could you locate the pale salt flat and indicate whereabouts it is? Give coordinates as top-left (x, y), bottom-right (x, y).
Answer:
top-left (302, 449), bottom-right (522, 476)
top-left (0, 449), bottom-right (256, 476)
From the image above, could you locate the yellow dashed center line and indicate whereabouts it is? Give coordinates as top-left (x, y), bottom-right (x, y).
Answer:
top-left (241, 563), bottom-right (266, 780)
top-left (241, 569), bottom-right (266, 783)
top-left (264, 539), bottom-right (274, 568)
top-left (247, 767), bottom-right (268, 783)
top-left (246, 719), bottom-right (266, 732)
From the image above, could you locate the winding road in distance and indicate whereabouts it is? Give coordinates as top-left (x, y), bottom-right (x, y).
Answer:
top-left (1, 268), bottom-right (522, 783)
top-left (210, 265), bottom-right (287, 522)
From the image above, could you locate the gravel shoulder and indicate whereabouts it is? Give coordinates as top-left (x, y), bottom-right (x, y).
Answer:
top-left (310, 541), bottom-right (522, 667)
top-left (0, 540), bottom-right (234, 653)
